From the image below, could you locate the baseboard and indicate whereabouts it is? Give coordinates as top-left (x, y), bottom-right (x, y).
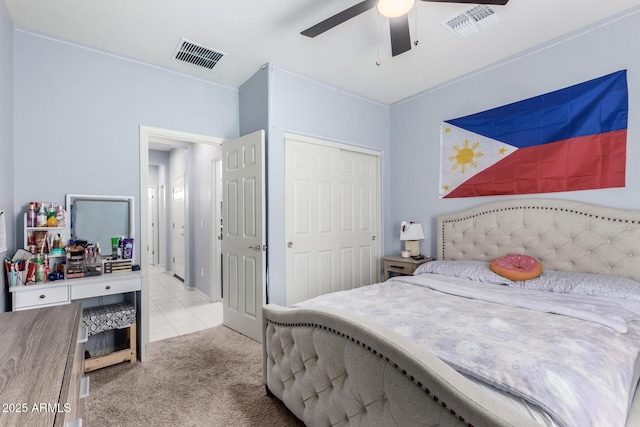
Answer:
top-left (192, 286), bottom-right (213, 303)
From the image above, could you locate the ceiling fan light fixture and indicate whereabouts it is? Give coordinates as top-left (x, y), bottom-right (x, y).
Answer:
top-left (377, 0), bottom-right (416, 18)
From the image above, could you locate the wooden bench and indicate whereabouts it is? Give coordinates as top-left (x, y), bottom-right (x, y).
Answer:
top-left (82, 302), bottom-right (136, 372)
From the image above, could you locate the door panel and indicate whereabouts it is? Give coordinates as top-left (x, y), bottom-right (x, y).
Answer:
top-left (222, 131), bottom-right (266, 342)
top-left (285, 136), bottom-right (380, 306)
top-left (147, 187), bottom-right (157, 266)
top-left (211, 157), bottom-right (223, 302)
top-left (285, 141), bottom-right (341, 305)
top-left (340, 150), bottom-right (378, 289)
top-left (172, 175), bottom-right (186, 281)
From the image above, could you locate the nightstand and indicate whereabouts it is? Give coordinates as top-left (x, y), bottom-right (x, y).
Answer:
top-left (383, 255), bottom-right (432, 280)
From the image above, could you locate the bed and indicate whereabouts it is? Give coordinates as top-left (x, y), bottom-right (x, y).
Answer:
top-left (262, 198), bottom-right (640, 426)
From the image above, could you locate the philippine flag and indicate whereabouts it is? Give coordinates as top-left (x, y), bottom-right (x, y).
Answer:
top-left (439, 70), bottom-right (628, 198)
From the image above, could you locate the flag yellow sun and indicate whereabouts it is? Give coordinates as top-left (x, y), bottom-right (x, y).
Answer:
top-left (449, 140), bottom-right (483, 173)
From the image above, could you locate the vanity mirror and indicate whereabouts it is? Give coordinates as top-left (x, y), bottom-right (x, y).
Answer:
top-left (66, 194), bottom-right (135, 261)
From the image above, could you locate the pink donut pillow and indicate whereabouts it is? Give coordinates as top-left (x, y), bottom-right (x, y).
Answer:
top-left (489, 254), bottom-right (543, 281)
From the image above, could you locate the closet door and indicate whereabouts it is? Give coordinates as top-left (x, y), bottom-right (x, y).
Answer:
top-left (339, 149), bottom-right (379, 289)
top-left (285, 135), bottom-right (380, 306)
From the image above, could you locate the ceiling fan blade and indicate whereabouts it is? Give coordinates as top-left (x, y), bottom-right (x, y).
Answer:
top-left (389, 15), bottom-right (411, 57)
top-left (301, 0), bottom-right (377, 38)
top-left (420, 0), bottom-right (509, 4)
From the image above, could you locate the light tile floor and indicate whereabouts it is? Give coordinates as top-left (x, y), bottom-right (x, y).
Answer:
top-left (148, 265), bottom-right (223, 342)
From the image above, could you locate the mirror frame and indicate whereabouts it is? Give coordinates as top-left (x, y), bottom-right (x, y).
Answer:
top-left (65, 194), bottom-right (136, 261)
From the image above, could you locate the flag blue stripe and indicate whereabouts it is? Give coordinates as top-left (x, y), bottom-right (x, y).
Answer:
top-left (445, 70), bottom-right (628, 148)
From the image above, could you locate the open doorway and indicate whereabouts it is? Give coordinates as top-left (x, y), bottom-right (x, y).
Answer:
top-left (139, 126), bottom-right (225, 349)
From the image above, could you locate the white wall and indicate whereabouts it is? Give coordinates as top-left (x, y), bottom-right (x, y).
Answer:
top-left (0, 2), bottom-right (13, 311)
top-left (148, 164), bottom-right (164, 265)
top-left (149, 150), bottom-right (170, 270)
top-left (168, 148), bottom-right (188, 281)
top-left (389, 9), bottom-right (640, 258)
top-left (189, 142), bottom-right (222, 296)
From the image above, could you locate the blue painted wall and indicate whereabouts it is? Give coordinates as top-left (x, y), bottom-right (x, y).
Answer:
top-left (4, 8), bottom-right (640, 313)
top-left (239, 65), bottom-right (392, 306)
top-left (389, 9), bottom-right (640, 258)
top-left (265, 66), bottom-right (391, 305)
top-left (11, 31), bottom-right (239, 285)
top-left (0, 3), bottom-right (13, 311)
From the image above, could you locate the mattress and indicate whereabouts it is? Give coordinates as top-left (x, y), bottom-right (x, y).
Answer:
top-left (293, 269), bottom-right (640, 427)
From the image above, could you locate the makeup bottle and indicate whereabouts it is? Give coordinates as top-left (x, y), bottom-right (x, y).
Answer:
top-left (36, 205), bottom-right (47, 227)
top-left (47, 210), bottom-right (58, 227)
top-left (27, 203), bottom-right (37, 227)
top-left (35, 257), bottom-right (45, 283)
top-left (56, 205), bottom-right (66, 227)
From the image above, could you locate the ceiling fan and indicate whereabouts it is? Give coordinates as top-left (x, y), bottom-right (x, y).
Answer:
top-left (301, 0), bottom-right (510, 57)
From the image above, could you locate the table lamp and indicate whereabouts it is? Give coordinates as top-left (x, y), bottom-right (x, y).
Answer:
top-left (400, 222), bottom-right (424, 257)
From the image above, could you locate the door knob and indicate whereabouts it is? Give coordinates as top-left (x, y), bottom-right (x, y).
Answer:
top-left (248, 245), bottom-right (262, 251)
top-left (287, 242), bottom-right (293, 248)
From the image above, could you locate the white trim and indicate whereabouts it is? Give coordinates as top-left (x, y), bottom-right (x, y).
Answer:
top-left (392, 6), bottom-right (640, 107)
top-left (284, 132), bottom-right (382, 157)
top-left (14, 29), bottom-right (238, 92)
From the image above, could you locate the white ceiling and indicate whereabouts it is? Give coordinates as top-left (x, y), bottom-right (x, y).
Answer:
top-left (4, 0), bottom-right (640, 105)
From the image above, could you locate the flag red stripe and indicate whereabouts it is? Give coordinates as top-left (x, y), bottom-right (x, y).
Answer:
top-left (445, 130), bottom-right (626, 198)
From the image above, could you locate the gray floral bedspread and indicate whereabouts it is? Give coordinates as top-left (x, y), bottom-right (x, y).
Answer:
top-left (294, 274), bottom-right (640, 427)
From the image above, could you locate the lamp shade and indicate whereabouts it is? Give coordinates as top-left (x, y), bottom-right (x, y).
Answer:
top-left (400, 222), bottom-right (424, 241)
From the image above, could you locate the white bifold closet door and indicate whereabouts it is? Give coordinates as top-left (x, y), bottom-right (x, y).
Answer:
top-left (285, 134), bottom-right (381, 306)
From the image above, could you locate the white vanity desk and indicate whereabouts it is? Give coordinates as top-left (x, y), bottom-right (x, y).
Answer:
top-left (9, 271), bottom-right (144, 361)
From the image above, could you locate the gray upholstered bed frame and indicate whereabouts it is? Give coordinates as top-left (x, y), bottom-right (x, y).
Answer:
top-left (263, 198), bottom-right (640, 426)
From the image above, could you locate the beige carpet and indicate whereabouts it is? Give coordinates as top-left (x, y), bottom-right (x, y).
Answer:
top-left (85, 326), bottom-right (304, 427)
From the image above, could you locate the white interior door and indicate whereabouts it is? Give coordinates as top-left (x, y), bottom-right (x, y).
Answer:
top-left (222, 130), bottom-right (266, 342)
top-left (172, 174), bottom-right (186, 281)
top-left (211, 157), bottom-right (223, 302)
top-left (147, 186), bottom-right (157, 266)
top-left (285, 135), bottom-right (380, 306)
top-left (285, 140), bottom-right (340, 304)
top-left (158, 184), bottom-right (166, 270)
top-left (339, 149), bottom-right (379, 288)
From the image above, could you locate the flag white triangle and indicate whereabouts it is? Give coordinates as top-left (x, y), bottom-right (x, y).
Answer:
top-left (440, 123), bottom-right (518, 198)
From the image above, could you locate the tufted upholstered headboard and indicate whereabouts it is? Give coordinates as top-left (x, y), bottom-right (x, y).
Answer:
top-left (437, 198), bottom-right (640, 283)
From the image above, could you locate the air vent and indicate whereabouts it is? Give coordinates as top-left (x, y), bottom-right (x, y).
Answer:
top-left (173, 39), bottom-right (225, 70)
top-left (443, 5), bottom-right (503, 39)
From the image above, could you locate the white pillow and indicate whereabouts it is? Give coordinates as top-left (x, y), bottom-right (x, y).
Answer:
top-left (512, 270), bottom-right (640, 301)
top-left (414, 260), bottom-right (512, 285)
top-left (415, 260), bottom-right (640, 301)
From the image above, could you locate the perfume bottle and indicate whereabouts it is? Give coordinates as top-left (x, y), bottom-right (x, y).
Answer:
top-left (27, 202), bottom-right (37, 227)
top-left (36, 205), bottom-right (47, 227)
top-left (56, 205), bottom-right (66, 227)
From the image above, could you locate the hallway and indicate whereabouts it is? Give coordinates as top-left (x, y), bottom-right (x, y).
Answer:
top-left (148, 265), bottom-right (223, 342)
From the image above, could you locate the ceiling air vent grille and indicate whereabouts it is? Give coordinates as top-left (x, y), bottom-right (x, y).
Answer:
top-left (173, 39), bottom-right (225, 70)
top-left (443, 5), bottom-right (503, 39)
